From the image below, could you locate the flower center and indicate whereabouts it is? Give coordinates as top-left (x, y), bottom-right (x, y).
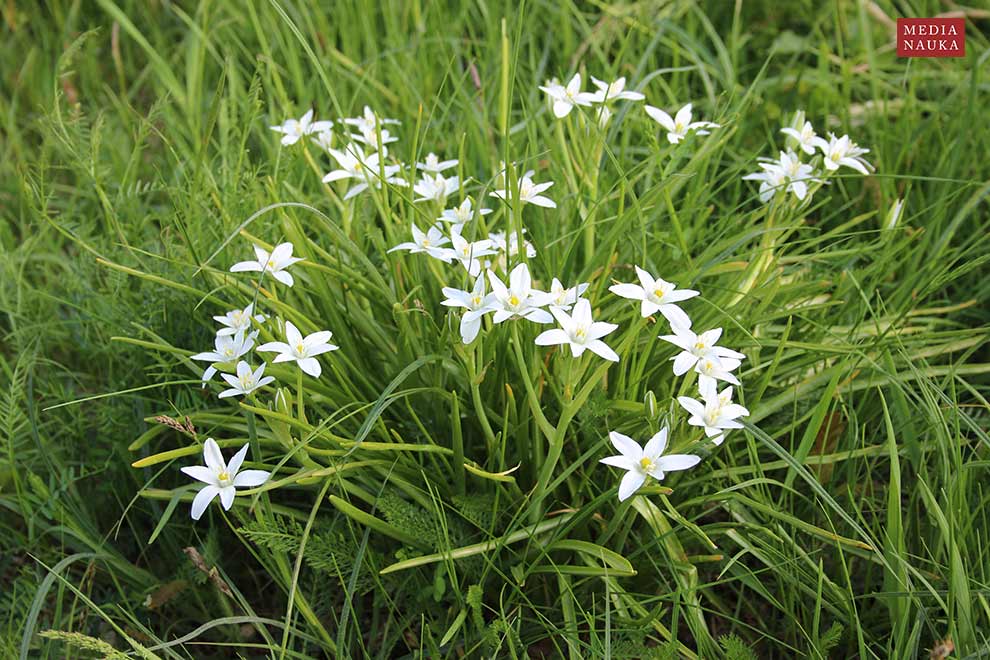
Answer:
top-left (217, 470), bottom-right (232, 485)
top-left (224, 348), bottom-right (234, 357)
top-left (471, 295), bottom-right (482, 306)
top-left (267, 259), bottom-right (276, 269)
top-left (653, 287), bottom-right (666, 300)
top-left (422, 239), bottom-right (431, 247)
top-left (508, 295), bottom-right (520, 307)
top-left (296, 342), bottom-right (306, 355)
top-left (639, 457), bottom-right (655, 472)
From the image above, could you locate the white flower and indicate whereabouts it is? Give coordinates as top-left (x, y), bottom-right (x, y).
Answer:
top-left (269, 109), bottom-right (333, 146)
top-left (599, 428), bottom-right (700, 501)
top-left (547, 278), bottom-right (589, 311)
top-left (351, 125), bottom-right (399, 147)
top-left (191, 329), bottom-right (257, 382)
top-left (438, 197), bottom-right (492, 226)
top-left (535, 299), bottom-right (619, 362)
top-left (343, 105), bottom-right (400, 133)
top-left (311, 128), bottom-right (335, 152)
top-left (780, 120), bottom-right (819, 156)
top-left (775, 150), bottom-right (820, 200)
top-left (441, 274), bottom-right (496, 344)
top-left (490, 172), bottom-right (556, 208)
top-left (229, 242), bottom-right (304, 287)
top-left (487, 263), bottom-right (553, 324)
top-left (812, 132), bottom-right (872, 175)
top-left (387, 224), bottom-right (455, 262)
top-left (257, 320), bottom-right (339, 378)
top-left (413, 173), bottom-right (460, 204)
top-left (417, 152), bottom-right (458, 173)
top-left (587, 76), bottom-right (645, 103)
top-left (538, 73), bottom-right (595, 118)
top-left (608, 267), bottom-right (699, 327)
top-left (213, 303), bottom-right (266, 337)
top-left (659, 326), bottom-right (745, 383)
top-left (488, 230), bottom-right (536, 259)
top-left (322, 146), bottom-right (405, 200)
top-left (677, 379), bottom-right (750, 445)
top-left (694, 353), bottom-right (743, 390)
top-left (742, 159), bottom-right (787, 203)
top-left (449, 228), bottom-right (496, 276)
top-left (219, 361), bottom-right (275, 399)
top-left (644, 103), bottom-right (719, 144)
top-left (181, 438), bottom-right (270, 520)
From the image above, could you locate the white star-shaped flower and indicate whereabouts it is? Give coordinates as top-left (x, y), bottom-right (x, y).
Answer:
top-left (599, 427), bottom-right (700, 501)
top-left (535, 298), bottom-right (619, 362)
top-left (229, 242), bottom-right (304, 287)
top-left (487, 263), bottom-right (553, 324)
top-left (780, 120), bottom-right (819, 156)
top-left (644, 103), bottom-right (720, 144)
top-left (490, 172), bottom-right (556, 208)
top-left (257, 320), bottom-right (339, 378)
top-left (413, 173), bottom-right (460, 204)
top-left (219, 361), bottom-right (275, 399)
top-left (658, 326), bottom-right (745, 384)
top-left (269, 109), bottom-right (333, 146)
top-left (677, 378), bottom-right (750, 445)
top-left (322, 146), bottom-right (405, 200)
top-left (609, 266), bottom-right (699, 327)
top-left (441, 274), bottom-right (496, 344)
top-left (812, 132), bottom-right (873, 175)
top-left (181, 438), bottom-right (270, 520)
top-left (438, 197), bottom-right (492, 226)
top-left (449, 228), bottom-right (496, 276)
top-left (416, 152), bottom-right (458, 173)
top-left (546, 277), bottom-right (589, 311)
top-left (538, 73), bottom-right (596, 118)
top-left (388, 224), bottom-right (455, 262)
top-left (587, 76), bottom-right (645, 103)
top-left (213, 303), bottom-right (266, 337)
top-left (191, 329), bottom-right (257, 383)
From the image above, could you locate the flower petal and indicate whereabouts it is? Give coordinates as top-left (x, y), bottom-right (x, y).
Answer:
top-left (233, 469), bottom-right (271, 488)
top-left (190, 485), bottom-right (220, 520)
top-left (617, 470), bottom-right (647, 501)
top-left (227, 444), bottom-right (250, 476)
top-left (180, 466), bottom-right (216, 485)
top-left (203, 438), bottom-right (225, 473)
top-left (609, 431), bottom-right (642, 460)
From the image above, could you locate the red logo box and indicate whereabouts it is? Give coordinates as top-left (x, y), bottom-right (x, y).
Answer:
top-left (897, 18), bottom-right (965, 57)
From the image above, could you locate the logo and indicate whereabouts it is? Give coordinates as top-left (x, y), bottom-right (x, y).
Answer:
top-left (897, 18), bottom-right (965, 57)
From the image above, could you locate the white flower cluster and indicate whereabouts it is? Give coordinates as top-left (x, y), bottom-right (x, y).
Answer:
top-left (190, 242), bottom-right (339, 398)
top-left (539, 73), bottom-right (720, 144)
top-left (599, 266), bottom-right (750, 500)
top-left (743, 112), bottom-right (873, 203)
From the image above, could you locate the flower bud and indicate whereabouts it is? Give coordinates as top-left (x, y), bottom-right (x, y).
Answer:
top-left (644, 390), bottom-right (658, 419)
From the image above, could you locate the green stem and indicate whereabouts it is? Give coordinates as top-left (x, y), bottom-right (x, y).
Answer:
top-left (509, 323), bottom-right (554, 441)
top-left (296, 367), bottom-right (306, 423)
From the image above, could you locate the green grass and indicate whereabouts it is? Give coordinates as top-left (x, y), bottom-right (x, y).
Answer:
top-left (2, 0), bottom-right (989, 657)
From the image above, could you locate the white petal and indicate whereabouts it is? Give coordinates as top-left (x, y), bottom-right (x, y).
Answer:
top-left (658, 304), bottom-right (692, 329)
top-left (272, 270), bottom-right (294, 287)
top-left (233, 470), bottom-right (270, 488)
top-left (227, 444), bottom-right (250, 476)
top-left (657, 454), bottom-right (701, 473)
top-left (643, 428), bottom-right (668, 457)
top-left (180, 466), bottom-right (216, 485)
top-left (190, 485), bottom-right (220, 520)
top-left (599, 455), bottom-right (636, 470)
top-left (298, 357), bottom-right (322, 377)
top-left (609, 431), bottom-right (643, 460)
top-left (672, 352), bottom-right (697, 376)
top-left (218, 486), bottom-right (236, 510)
top-left (587, 340), bottom-right (619, 362)
top-left (534, 328), bottom-right (569, 346)
top-left (203, 438), bottom-right (225, 473)
top-left (617, 471), bottom-right (647, 501)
